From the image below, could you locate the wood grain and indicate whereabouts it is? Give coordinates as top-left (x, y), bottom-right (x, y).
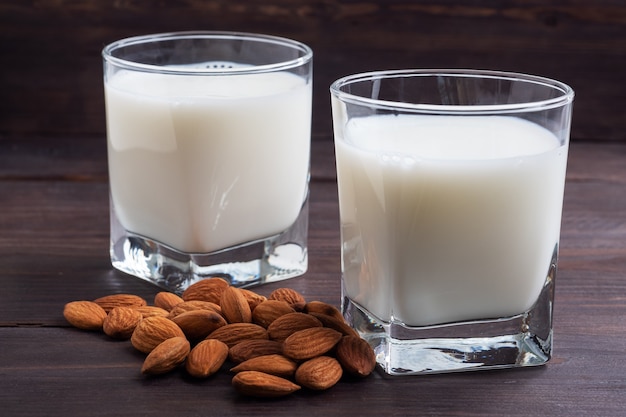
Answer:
top-left (1, 0), bottom-right (624, 141)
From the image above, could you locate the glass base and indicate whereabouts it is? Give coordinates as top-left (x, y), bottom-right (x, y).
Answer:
top-left (109, 199), bottom-right (308, 294)
top-left (342, 262), bottom-right (555, 375)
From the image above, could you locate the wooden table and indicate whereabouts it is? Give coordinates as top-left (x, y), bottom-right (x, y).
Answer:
top-left (1, 137), bottom-right (625, 416)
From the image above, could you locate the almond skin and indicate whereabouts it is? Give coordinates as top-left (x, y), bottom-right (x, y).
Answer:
top-left (170, 309), bottom-right (227, 341)
top-left (230, 354), bottom-right (298, 378)
top-left (154, 292), bottom-right (184, 312)
top-left (308, 312), bottom-right (360, 338)
top-left (232, 371), bottom-right (300, 398)
top-left (102, 306), bottom-right (143, 339)
top-left (251, 300), bottom-right (295, 328)
top-left (93, 294), bottom-right (147, 313)
top-left (304, 300), bottom-right (344, 321)
top-left (228, 339), bottom-right (285, 364)
top-left (167, 300), bottom-right (222, 319)
top-left (206, 323), bottom-right (268, 348)
top-left (239, 288), bottom-right (267, 310)
top-left (131, 316), bottom-right (186, 354)
top-left (295, 356), bottom-right (343, 390)
top-left (186, 339), bottom-right (229, 378)
top-left (282, 327), bottom-right (343, 360)
top-left (63, 300), bottom-right (108, 331)
top-left (182, 277), bottom-right (230, 304)
top-left (335, 335), bottom-right (377, 377)
top-left (141, 336), bottom-right (190, 375)
top-left (268, 288), bottom-right (306, 311)
top-left (267, 312), bottom-right (323, 342)
top-left (134, 305), bottom-right (170, 319)
top-left (220, 286), bottom-right (252, 323)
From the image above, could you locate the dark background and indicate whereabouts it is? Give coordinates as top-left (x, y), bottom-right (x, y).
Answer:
top-left (1, 0), bottom-right (624, 142)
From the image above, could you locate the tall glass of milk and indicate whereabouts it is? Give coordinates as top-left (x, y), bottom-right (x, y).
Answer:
top-left (102, 32), bottom-right (312, 292)
top-left (330, 69), bottom-right (574, 375)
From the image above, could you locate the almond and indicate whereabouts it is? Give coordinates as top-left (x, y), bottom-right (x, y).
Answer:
top-left (93, 294), bottom-right (147, 313)
top-left (335, 335), bottom-right (377, 377)
top-left (63, 300), bottom-right (108, 331)
top-left (230, 354), bottom-right (298, 378)
top-left (269, 288), bottom-right (306, 311)
top-left (251, 300), bottom-right (295, 328)
top-left (220, 286), bottom-right (252, 323)
top-left (170, 309), bottom-right (227, 341)
top-left (267, 312), bottom-right (322, 342)
top-left (131, 316), bottom-right (186, 354)
top-left (186, 339), bottom-right (229, 378)
top-left (282, 327), bottom-right (343, 360)
top-left (181, 277), bottom-right (230, 304)
top-left (141, 336), bottom-right (190, 375)
top-left (167, 300), bottom-right (222, 319)
top-left (232, 371), bottom-right (300, 398)
top-left (308, 312), bottom-right (360, 338)
top-left (134, 305), bottom-right (170, 319)
top-left (240, 288), bottom-right (267, 310)
top-left (295, 356), bottom-right (343, 390)
top-left (102, 306), bottom-right (143, 339)
top-left (206, 323), bottom-right (268, 348)
top-left (304, 300), bottom-right (344, 321)
top-left (154, 292), bottom-right (184, 311)
top-left (228, 339), bottom-right (284, 364)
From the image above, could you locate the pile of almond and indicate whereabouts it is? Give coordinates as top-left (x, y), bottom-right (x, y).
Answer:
top-left (62, 277), bottom-right (377, 398)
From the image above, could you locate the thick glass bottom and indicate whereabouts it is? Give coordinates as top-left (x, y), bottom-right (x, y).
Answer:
top-left (342, 258), bottom-right (555, 375)
top-left (109, 198), bottom-right (308, 293)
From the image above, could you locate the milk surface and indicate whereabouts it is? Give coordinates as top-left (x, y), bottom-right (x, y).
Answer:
top-left (105, 68), bottom-right (311, 253)
top-left (335, 115), bottom-right (567, 326)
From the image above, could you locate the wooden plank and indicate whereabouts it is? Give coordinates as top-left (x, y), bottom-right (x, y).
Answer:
top-left (0, 0), bottom-right (624, 141)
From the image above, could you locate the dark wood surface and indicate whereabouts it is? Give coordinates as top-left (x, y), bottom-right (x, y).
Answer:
top-left (1, 137), bottom-right (626, 416)
top-left (1, 0), bottom-right (625, 142)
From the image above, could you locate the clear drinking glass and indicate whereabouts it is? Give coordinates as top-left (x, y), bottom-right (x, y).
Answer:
top-left (103, 32), bottom-right (312, 292)
top-left (330, 69), bottom-right (574, 375)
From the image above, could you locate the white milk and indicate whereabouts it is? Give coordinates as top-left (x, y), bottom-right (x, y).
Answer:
top-left (335, 115), bottom-right (567, 327)
top-left (105, 68), bottom-right (311, 253)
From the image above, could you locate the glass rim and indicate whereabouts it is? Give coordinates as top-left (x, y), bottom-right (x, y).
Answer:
top-left (102, 31), bottom-right (313, 75)
top-left (330, 69), bottom-right (575, 115)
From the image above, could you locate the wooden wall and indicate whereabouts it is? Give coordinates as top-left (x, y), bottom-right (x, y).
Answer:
top-left (1, 0), bottom-right (624, 141)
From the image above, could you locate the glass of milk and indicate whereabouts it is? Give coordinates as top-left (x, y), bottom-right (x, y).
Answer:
top-left (102, 32), bottom-right (312, 292)
top-left (330, 69), bottom-right (574, 375)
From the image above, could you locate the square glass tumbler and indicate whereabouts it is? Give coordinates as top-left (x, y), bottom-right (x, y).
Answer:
top-left (103, 32), bottom-right (312, 292)
top-left (330, 69), bottom-right (574, 375)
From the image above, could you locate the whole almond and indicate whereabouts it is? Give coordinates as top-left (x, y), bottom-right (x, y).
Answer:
top-left (63, 300), bottom-right (107, 331)
top-left (168, 300), bottom-right (222, 319)
top-left (335, 335), bottom-right (377, 377)
top-left (308, 312), bottom-right (360, 338)
top-left (182, 277), bottom-right (229, 304)
top-left (269, 288), bottom-right (306, 311)
top-left (228, 339), bottom-right (285, 364)
top-left (141, 336), bottom-right (190, 375)
top-left (304, 300), bottom-right (344, 321)
top-left (267, 312), bottom-right (322, 342)
top-left (134, 305), bottom-right (170, 319)
top-left (186, 339), bottom-right (229, 378)
top-left (232, 371), bottom-right (300, 398)
top-left (102, 306), bottom-right (143, 339)
top-left (154, 292), bottom-right (184, 311)
top-left (239, 288), bottom-right (267, 310)
top-left (93, 294), bottom-right (147, 313)
top-left (251, 300), bottom-right (295, 328)
top-left (282, 327), bottom-right (343, 360)
top-left (206, 323), bottom-right (268, 348)
top-left (171, 309), bottom-right (227, 341)
top-left (220, 286), bottom-right (252, 323)
top-left (295, 356), bottom-right (343, 390)
top-left (230, 354), bottom-right (298, 378)
top-left (131, 316), bottom-right (186, 354)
